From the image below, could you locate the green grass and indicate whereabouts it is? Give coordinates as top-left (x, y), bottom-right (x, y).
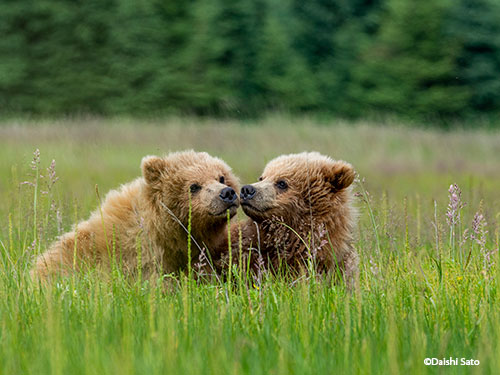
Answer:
top-left (1, 117), bottom-right (500, 374)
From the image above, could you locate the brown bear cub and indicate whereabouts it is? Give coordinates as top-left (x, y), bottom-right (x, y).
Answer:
top-left (217, 152), bottom-right (357, 286)
top-left (32, 151), bottom-right (239, 281)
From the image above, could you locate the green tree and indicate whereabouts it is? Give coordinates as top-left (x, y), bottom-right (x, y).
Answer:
top-left (107, 0), bottom-right (195, 114)
top-left (0, 0), bottom-right (117, 114)
top-left (182, 0), bottom-right (263, 114)
top-left (350, 0), bottom-right (470, 119)
top-left (448, 0), bottom-right (500, 114)
top-left (289, 0), bottom-right (384, 113)
top-left (254, 0), bottom-right (319, 111)
top-left (0, 0), bottom-right (31, 112)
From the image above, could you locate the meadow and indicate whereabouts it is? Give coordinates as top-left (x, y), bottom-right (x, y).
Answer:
top-left (0, 117), bottom-right (499, 374)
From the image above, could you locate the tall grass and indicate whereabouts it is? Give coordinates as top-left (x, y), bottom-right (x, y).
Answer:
top-left (0, 118), bottom-right (499, 374)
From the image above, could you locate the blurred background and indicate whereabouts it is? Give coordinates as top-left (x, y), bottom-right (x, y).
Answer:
top-left (1, 0), bottom-right (500, 125)
top-left (1, 0), bottom-right (499, 224)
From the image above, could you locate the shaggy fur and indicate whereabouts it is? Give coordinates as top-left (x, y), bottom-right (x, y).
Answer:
top-left (217, 152), bottom-right (358, 286)
top-left (32, 151), bottom-right (239, 281)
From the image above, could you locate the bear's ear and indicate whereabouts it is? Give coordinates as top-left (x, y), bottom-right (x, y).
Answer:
top-left (141, 156), bottom-right (167, 186)
top-left (325, 161), bottom-right (355, 193)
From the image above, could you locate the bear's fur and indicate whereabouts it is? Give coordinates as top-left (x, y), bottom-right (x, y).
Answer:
top-left (32, 150), bottom-right (240, 281)
top-left (217, 152), bottom-right (357, 286)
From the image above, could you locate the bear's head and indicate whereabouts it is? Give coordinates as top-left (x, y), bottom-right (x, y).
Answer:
top-left (141, 151), bottom-right (240, 233)
top-left (240, 152), bottom-right (354, 225)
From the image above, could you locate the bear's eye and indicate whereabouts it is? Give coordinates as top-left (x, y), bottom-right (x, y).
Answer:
top-left (276, 180), bottom-right (288, 190)
top-left (190, 184), bottom-right (201, 194)
top-left (219, 176), bottom-right (225, 184)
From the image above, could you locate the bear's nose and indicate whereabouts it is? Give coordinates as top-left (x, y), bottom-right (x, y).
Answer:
top-left (219, 187), bottom-right (237, 204)
top-left (240, 185), bottom-right (256, 201)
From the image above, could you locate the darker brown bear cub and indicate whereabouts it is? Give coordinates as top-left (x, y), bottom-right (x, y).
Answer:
top-left (32, 151), bottom-right (239, 281)
top-left (217, 152), bottom-right (357, 286)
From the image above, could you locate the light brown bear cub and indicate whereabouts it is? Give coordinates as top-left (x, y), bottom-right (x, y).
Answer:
top-left (219, 152), bottom-right (357, 285)
top-left (32, 151), bottom-right (239, 281)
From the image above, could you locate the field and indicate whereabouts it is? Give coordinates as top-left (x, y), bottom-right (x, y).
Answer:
top-left (1, 117), bottom-right (499, 374)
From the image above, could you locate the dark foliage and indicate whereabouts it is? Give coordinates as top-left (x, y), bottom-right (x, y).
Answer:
top-left (0, 0), bottom-right (499, 123)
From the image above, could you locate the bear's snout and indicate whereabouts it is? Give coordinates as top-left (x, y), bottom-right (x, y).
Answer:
top-left (240, 185), bottom-right (256, 201)
top-left (219, 187), bottom-right (237, 204)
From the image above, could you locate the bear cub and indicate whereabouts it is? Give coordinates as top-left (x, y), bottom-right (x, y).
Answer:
top-left (219, 152), bottom-right (357, 286)
top-left (32, 150), bottom-right (239, 281)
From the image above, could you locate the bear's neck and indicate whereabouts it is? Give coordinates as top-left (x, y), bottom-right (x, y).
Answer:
top-left (255, 210), bottom-right (353, 264)
top-left (143, 199), bottom-right (228, 266)
top-left (191, 221), bottom-right (229, 254)
top-left (258, 216), bottom-right (326, 250)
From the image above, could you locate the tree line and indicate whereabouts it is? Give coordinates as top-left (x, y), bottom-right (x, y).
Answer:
top-left (1, 0), bottom-right (500, 123)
